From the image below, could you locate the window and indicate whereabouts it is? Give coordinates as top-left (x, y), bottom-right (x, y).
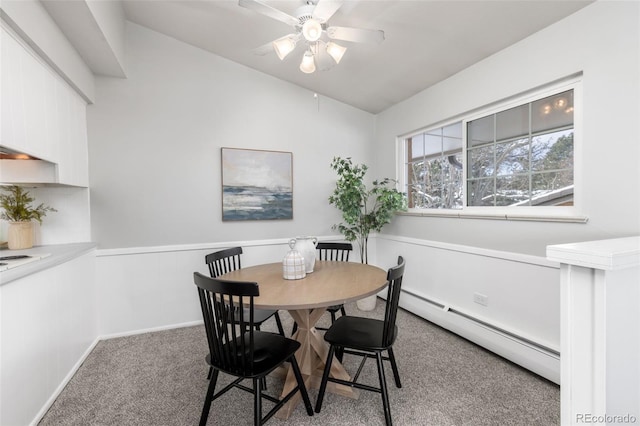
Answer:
top-left (405, 122), bottom-right (463, 209)
top-left (399, 80), bottom-right (579, 220)
top-left (467, 90), bottom-right (574, 207)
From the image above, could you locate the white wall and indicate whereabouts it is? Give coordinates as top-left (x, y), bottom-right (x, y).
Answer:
top-left (374, 0), bottom-right (640, 257)
top-left (366, 1), bottom-right (639, 383)
top-left (87, 22), bottom-right (376, 250)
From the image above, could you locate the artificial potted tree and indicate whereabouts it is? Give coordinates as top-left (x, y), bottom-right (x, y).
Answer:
top-left (0, 185), bottom-right (56, 249)
top-left (328, 157), bottom-right (406, 310)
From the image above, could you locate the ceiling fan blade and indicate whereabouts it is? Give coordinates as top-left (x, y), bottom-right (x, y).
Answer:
top-left (327, 26), bottom-right (385, 44)
top-left (238, 0), bottom-right (300, 27)
top-left (312, 0), bottom-right (343, 22)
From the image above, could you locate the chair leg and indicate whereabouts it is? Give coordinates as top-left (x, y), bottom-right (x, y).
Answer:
top-left (387, 347), bottom-right (402, 388)
top-left (274, 312), bottom-right (285, 336)
top-left (291, 321), bottom-right (298, 336)
top-left (199, 369), bottom-right (219, 426)
top-left (315, 345), bottom-right (335, 413)
top-left (289, 355), bottom-right (314, 416)
top-left (206, 366), bottom-right (213, 380)
top-left (335, 346), bottom-right (344, 362)
top-left (340, 306), bottom-right (346, 318)
top-left (330, 311), bottom-right (336, 323)
top-left (376, 352), bottom-right (393, 426)
top-left (254, 377), bottom-right (263, 426)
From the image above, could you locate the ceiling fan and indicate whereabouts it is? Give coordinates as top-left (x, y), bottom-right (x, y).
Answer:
top-left (238, 0), bottom-right (385, 73)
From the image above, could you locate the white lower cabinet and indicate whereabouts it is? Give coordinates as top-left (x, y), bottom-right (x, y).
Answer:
top-left (0, 251), bottom-right (96, 425)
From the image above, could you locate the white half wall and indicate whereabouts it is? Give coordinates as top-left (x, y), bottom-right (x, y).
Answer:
top-left (94, 234), bottom-right (560, 384)
top-left (376, 234), bottom-right (561, 383)
top-left (95, 237), bottom-right (343, 336)
top-left (0, 251), bottom-right (96, 426)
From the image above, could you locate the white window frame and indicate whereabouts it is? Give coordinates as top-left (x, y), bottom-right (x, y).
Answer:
top-left (396, 76), bottom-right (586, 223)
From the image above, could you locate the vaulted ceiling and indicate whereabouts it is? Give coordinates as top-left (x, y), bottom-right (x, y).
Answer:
top-left (41, 0), bottom-right (592, 114)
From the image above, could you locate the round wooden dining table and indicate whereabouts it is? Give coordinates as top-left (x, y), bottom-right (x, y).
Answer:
top-left (218, 260), bottom-right (388, 419)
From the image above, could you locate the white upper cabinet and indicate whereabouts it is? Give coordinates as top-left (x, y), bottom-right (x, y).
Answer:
top-left (56, 79), bottom-right (89, 186)
top-left (1, 25), bottom-right (88, 187)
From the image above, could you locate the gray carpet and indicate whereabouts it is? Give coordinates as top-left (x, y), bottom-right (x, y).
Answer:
top-left (39, 301), bottom-right (559, 425)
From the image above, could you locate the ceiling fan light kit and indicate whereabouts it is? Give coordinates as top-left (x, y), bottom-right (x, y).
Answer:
top-left (325, 41), bottom-right (346, 64)
top-left (273, 35), bottom-right (297, 60)
top-left (239, 0), bottom-right (384, 74)
top-left (302, 18), bottom-right (322, 42)
top-left (300, 50), bottom-right (316, 73)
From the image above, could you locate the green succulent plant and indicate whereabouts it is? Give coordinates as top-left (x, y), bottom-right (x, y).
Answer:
top-left (329, 157), bottom-right (406, 264)
top-left (0, 185), bottom-right (57, 224)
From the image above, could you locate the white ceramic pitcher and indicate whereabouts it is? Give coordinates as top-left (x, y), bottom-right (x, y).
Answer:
top-left (289, 236), bottom-right (318, 273)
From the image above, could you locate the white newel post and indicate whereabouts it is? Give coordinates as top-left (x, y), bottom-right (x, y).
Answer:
top-left (547, 237), bottom-right (640, 426)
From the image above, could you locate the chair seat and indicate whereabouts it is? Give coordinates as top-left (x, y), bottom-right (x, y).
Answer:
top-left (327, 304), bottom-right (343, 313)
top-left (207, 331), bottom-right (300, 378)
top-left (238, 307), bottom-right (278, 325)
top-left (324, 316), bottom-right (397, 352)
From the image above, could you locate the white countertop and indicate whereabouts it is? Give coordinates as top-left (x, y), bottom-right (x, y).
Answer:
top-left (0, 242), bottom-right (97, 285)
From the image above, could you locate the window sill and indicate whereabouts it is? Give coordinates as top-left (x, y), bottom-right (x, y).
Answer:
top-left (397, 209), bottom-right (588, 223)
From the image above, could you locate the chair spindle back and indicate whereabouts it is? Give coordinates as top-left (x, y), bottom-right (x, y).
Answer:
top-left (317, 242), bottom-right (353, 262)
top-left (194, 272), bottom-right (258, 375)
top-left (382, 256), bottom-right (406, 347)
top-left (205, 247), bottom-right (243, 278)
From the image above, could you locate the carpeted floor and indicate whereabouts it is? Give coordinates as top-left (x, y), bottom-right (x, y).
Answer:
top-left (39, 301), bottom-right (559, 425)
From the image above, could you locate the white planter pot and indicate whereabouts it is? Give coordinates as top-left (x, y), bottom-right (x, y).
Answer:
top-left (356, 294), bottom-right (377, 311)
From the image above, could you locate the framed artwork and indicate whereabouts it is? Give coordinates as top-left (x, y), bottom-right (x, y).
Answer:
top-left (221, 148), bottom-right (293, 221)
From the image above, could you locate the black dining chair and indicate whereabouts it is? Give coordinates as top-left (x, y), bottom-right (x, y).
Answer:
top-left (194, 272), bottom-right (314, 426)
top-left (314, 256), bottom-right (406, 426)
top-left (291, 242), bottom-right (352, 335)
top-left (205, 247), bottom-right (284, 336)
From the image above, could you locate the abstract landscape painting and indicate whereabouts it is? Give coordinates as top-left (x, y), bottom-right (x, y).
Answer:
top-left (221, 148), bottom-right (293, 221)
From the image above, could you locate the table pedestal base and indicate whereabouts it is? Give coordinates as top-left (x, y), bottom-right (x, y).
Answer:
top-left (275, 308), bottom-right (359, 419)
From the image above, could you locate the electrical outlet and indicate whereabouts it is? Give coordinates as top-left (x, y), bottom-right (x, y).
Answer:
top-left (473, 292), bottom-right (488, 306)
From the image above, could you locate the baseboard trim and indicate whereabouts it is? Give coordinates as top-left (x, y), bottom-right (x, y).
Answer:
top-left (98, 320), bottom-right (204, 340)
top-left (399, 291), bottom-right (560, 384)
top-left (29, 337), bottom-right (101, 426)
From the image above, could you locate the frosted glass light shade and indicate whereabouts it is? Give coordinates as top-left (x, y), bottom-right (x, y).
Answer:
top-left (273, 36), bottom-right (296, 60)
top-left (326, 42), bottom-right (347, 64)
top-left (299, 51), bottom-right (316, 73)
top-left (302, 19), bottom-right (322, 42)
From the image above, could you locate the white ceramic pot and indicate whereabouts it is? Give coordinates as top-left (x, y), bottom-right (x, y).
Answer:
top-left (356, 294), bottom-right (377, 311)
top-left (289, 236), bottom-right (318, 273)
top-left (8, 221), bottom-right (33, 250)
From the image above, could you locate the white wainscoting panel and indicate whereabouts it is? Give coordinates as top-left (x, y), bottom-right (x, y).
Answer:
top-left (376, 234), bottom-right (561, 383)
top-left (95, 238), bottom-right (336, 336)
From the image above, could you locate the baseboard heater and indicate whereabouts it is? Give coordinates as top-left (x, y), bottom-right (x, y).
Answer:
top-left (399, 288), bottom-right (560, 357)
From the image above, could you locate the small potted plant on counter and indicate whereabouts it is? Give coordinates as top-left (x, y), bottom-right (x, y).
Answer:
top-left (0, 185), bottom-right (56, 250)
